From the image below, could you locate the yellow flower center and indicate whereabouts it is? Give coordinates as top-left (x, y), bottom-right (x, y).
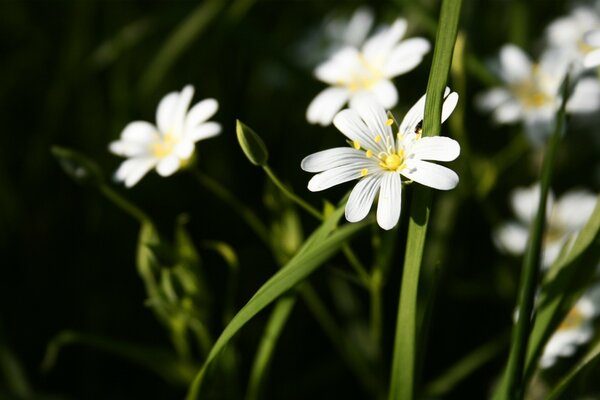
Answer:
top-left (152, 132), bottom-right (177, 159)
top-left (511, 64), bottom-right (552, 108)
top-left (578, 39), bottom-right (595, 54)
top-left (558, 307), bottom-right (585, 331)
top-left (381, 149), bottom-right (406, 172)
top-left (342, 54), bottom-right (384, 92)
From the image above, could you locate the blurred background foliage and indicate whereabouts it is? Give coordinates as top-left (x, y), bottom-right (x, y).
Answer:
top-left (2, 0), bottom-right (600, 399)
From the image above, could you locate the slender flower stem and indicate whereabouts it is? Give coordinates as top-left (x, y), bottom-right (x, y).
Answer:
top-left (263, 165), bottom-right (322, 220)
top-left (191, 168), bottom-right (271, 246)
top-left (369, 266), bottom-right (383, 348)
top-left (342, 246), bottom-right (371, 287)
top-left (99, 184), bottom-right (152, 223)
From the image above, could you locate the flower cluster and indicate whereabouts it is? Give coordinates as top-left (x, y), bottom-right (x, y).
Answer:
top-left (302, 91), bottom-right (460, 230)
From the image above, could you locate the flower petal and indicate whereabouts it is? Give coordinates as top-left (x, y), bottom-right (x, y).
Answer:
top-left (307, 163), bottom-right (372, 192)
top-left (187, 122), bottom-right (221, 142)
top-left (493, 222), bottom-right (528, 255)
top-left (120, 121), bottom-right (159, 143)
top-left (171, 85), bottom-right (194, 136)
top-left (156, 155), bottom-right (181, 177)
top-left (109, 141), bottom-right (151, 157)
top-left (510, 183), bottom-right (554, 224)
top-left (115, 157), bottom-right (157, 188)
top-left (499, 44), bottom-right (532, 84)
top-left (156, 91), bottom-right (180, 133)
top-left (441, 92), bottom-right (459, 124)
top-left (315, 47), bottom-right (361, 85)
top-left (362, 19), bottom-right (407, 64)
top-left (492, 100), bottom-right (522, 123)
top-left (553, 189), bottom-right (597, 232)
top-left (376, 172), bottom-right (402, 230)
top-left (399, 88), bottom-right (453, 135)
top-left (567, 77), bottom-right (600, 113)
top-left (307, 87), bottom-right (350, 126)
top-left (301, 147), bottom-right (368, 173)
top-left (345, 174), bottom-right (382, 222)
top-left (383, 38), bottom-right (430, 77)
top-left (370, 79), bottom-right (398, 109)
top-left (475, 88), bottom-right (512, 112)
top-left (411, 136), bottom-right (460, 162)
top-left (185, 98), bottom-right (218, 132)
top-left (349, 94), bottom-right (393, 146)
top-left (401, 159), bottom-right (459, 190)
top-left (585, 29), bottom-right (600, 47)
top-left (174, 140), bottom-right (195, 159)
top-left (333, 108), bottom-right (385, 153)
top-left (583, 48), bottom-right (600, 68)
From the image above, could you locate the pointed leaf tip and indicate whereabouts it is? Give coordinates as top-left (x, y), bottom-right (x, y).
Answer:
top-left (51, 146), bottom-right (104, 186)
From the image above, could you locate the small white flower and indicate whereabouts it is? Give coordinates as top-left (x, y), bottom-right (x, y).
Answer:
top-left (494, 184), bottom-right (597, 268)
top-left (545, 4), bottom-right (600, 71)
top-left (301, 91), bottom-right (460, 230)
top-left (540, 284), bottom-right (600, 369)
top-left (307, 18), bottom-right (431, 126)
top-left (476, 44), bottom-right (600, 146)
top-left (109, 85), bottom-right (221, 187)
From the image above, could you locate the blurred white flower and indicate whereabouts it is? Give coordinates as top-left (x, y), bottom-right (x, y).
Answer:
top-left (494, 183), bottom-right (597, 268)
top-left (540, 284), bottom-right (600, 368)
top-left (307, 18), bottom-right (431, 126)
top-left (302, 90), bottom-right (460, 230)
top-left (476, 44), bottom-right (600, 146)
top-left (545, 4), bottom-right (600, 71)
top-left (109, 85), bottom-right (221, 187)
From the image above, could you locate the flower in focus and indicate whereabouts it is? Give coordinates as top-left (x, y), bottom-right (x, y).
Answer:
top-left (545, 4), bottom-right (600, 70)
top-left (476, 44), bottom-right (600, 146)
top-left (494, 183), bottom-right (597, 269)
top-left (540, 284), bottom-right (600, 368)
top-left (109, 85), bottom-right (221, 187)
top-left (301, 91), bottom-right (460, 230)
top-left (307, 18), bottom-right (431, 126)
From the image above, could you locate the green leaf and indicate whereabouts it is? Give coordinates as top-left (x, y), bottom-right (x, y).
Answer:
top-left (388, 1), bottom-right (463, 399)
top-left (185, 207), bottom-right (369, 399)
top-left (42, 331), bottom-right (198, 387)
top-left (236, 119), bottom-right (269, 167)
top-left (51, 146), bottom-right (104, 186)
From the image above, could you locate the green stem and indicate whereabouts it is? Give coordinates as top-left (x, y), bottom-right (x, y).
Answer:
top-left (99, 184), bottom-right (151, 223)
top-left (388, 0), bottom-right (462, 398)
top-left (369, 267), bottom-right (383, 349)
top-left (501, 75), bottom-right (570, 400)
top-left (263, 165), bottom-right (322, 220)
top-left (342, 246), bottom-right (371, 286)
top-left (191, 168), bottom-right (271, 246)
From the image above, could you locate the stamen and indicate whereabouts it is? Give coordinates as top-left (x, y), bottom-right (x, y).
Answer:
top-left (374, 135), bottom-right (381, 143)
top-left (365, 149), bottom-right (373, 158)
top-left (385, 118), bottom-right (394, 126)
top-left (353, 140), bottom-right (361, 150)
top-left (361, 168), bottom-right (369, 177)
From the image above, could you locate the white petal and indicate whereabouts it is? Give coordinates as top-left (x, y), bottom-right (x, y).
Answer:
top-left (171, 85), bottom-right (194, 135)
top-left (553, 190), bottom-right (598, 232)
top-left (362, 19), bottom-right (407, 64)
top-left (493, 222), bottom-right (528, 255)
top-left (523, 114), bottom-right (554, 147)
top-left (315, 47), bottom-right (361, 85)
top-left (185, 98), bottom-right (218, 132)
top-left (567, 77), bottom-right (600, 113)
top-left (399, 88), bottom-right (454, 135)
top-left (307, 163), bottom-right (372, 192)
top-left (383, 38), bottom-right (431, 77)
top-left (156, 91), bottom-right (180, 133)
top-left (510, 183), bottom-right (554, 224)
top-left (301, 147), bottom-right (367, 173)
top-left (109, 141), bottom-right (151, 157)
top-left (411, 136), bottom-right (460, 162)
top-left (376, 172), bottom-right (402, 230)
top-left (370, 80), bottom-right (398, 109)
top-left (441, 92), bottom-right (459, 124)
top-left (156, 155), bottom-right (181, 177)
top-left (401, 159), bottom-right (459, 190)
top-left (585, 29), bottom-right (600, 47)
top-left (345, 174), bottom-right (382, 222)
top-left (475, 88), bottom-right (512, 112)
top-left (343, 7), bottom-right (374, 47)
top-left (492, 101), bottom-right (522, 123)
top-left (583, 48), bottom-right (600, 68)
top-left (174, 141), bottom-right (195, 159)
top-left (499, 45), bottom-right (532, 84)
top-left (187, 122), bottom-right (221, 142)
top-left (349, 94), bottom-right (393, 145)
top-left (307, 87), bottom-right (350, 126)
top-left (120, 121), bottom-right (159, 143)
top-left (333, 108), bottom-right (385, 153)
top-left (115, 157), bottom-right (157, 188)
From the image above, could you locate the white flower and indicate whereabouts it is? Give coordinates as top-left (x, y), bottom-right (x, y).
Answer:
top-left (301, 91), bottom-right (460, 230)
top-left (306, 18), bottom-right (431, 126)
top-left (494, 184), bottom-right (598, 269)
top-left (540, 284), bottom-right (600, 369)
top-left (476, 44), bottom-right (600, 146)
top-left (545, 4), bottom-right (600, 71)
top-left (109, 85), bottom-right (221, 187)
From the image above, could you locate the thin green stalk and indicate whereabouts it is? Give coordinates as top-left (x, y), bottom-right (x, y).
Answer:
top-left (263, 165), bottom-right (322, 220)
top-left (99, 184), bottom-right (152, 223)
top-left (500, 74), bottom-right (570, 400)
top-left (0, 322), bottom-right (31, 398)
top-left (388, 0), bottom-right (463, 399)
top-left (191, 168), bottom-right (271, 246)
top-left (369, 267), bottom-right (383, 348)
top-left (246, 294), bottom-right (297, 400)
top-left (342, 246), bottom-right (371, 286)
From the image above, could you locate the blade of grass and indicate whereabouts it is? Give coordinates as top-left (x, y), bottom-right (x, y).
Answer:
top-left (388, 1), bottom-right (463, 399)
top-left (186, 207), bottom-right (369, 399)
top-left (493, 74), bottom-right (571, 400)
